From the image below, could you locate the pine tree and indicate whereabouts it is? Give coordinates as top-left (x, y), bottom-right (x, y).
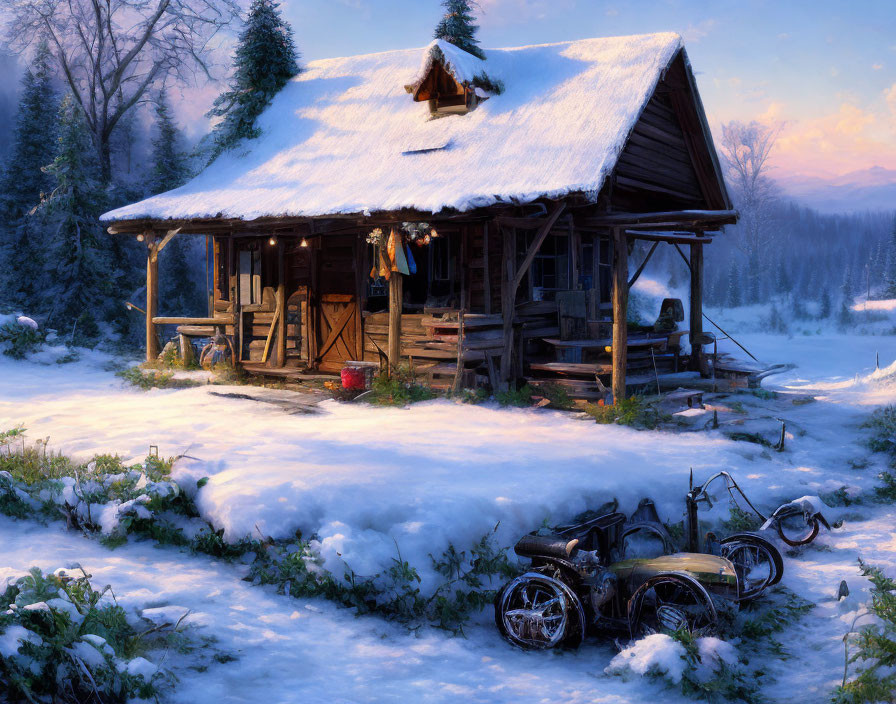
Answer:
top-left (0, 40), bottom-right (57, 221)
top-left (818, 288), bottom-right (832, 319)
top-left (208, 0), bottom-right (300, 158)
top-left (885, 218), bottom-right (896, 298)
top-left (150, 89), bottom-right (203, 318)
top-left (434, 0), bottom-right (485, 59)
top-left (0, 40), bottom-right (58, 309)
top-left (40, 95), bottom-right (109, 341)
top-left (150, 89), bottom-right (189, 195)
top-left (726, 260), bottom-right (742, 308)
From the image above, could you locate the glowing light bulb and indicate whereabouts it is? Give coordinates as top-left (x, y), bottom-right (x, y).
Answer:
top-left (300, 238), bottom-right (309, 248)
top-left (136, 233), bottom-right (144, 242)
top-left (269, 236), bottom-right (277, 246)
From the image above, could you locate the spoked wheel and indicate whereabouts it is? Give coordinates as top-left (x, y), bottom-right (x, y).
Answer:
top-left (628, 574), bottom-right (718, 638)
top-left (495, 572), bottom-right (585, 649)
top-left (721, 541), bottom-right (777, 601)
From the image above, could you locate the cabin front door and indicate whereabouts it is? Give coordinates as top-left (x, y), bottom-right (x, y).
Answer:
top-left (315, 294), bottom-right (359, 372)
top-left (313, 235), bottom-right (361, 373)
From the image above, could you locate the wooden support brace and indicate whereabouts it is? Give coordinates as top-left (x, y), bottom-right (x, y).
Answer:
top-left (628, 241), bottom-right (659, 289)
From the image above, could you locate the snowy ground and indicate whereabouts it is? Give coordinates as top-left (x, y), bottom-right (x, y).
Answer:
top-left (1, 327), bottom-right (896, 702)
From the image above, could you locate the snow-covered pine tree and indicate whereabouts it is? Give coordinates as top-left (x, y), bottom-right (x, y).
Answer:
top-left (208, 0), bottom-right (300, 159)
top-left (149, 89), bottom-right (204, 318)
top-left (0, 40), bottom-right (57, 308)
top-left (434, 0), bottom-right (485, 59)
top-left (40, 95), bottom-right (109, 341)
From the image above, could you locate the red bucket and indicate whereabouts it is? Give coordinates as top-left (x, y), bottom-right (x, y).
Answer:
top-left (341, 366), bottom-right (367, 390)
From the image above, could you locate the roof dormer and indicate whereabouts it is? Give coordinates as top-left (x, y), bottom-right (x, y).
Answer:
top-left (406, 40), bottom-right (503, 117)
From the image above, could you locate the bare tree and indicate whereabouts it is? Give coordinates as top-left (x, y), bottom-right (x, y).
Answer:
top-left (7, 0), bottom-right (240, 183)
top-left (719, 120), bottom-right (781, 302)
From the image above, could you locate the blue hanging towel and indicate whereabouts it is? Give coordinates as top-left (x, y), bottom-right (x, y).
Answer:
top-left (405, 243), bottom-right (417, 274)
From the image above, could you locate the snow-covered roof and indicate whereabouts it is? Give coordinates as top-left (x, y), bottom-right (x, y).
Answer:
top-left (103, 32), bottom-right (688, 223)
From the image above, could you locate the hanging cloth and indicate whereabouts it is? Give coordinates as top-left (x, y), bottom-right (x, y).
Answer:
top-left (387, 228), bottom-right (410, 276)
top-left (405, 243), bottom-right (417, 275)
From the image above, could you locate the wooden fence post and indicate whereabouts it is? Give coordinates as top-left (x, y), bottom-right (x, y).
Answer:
top-left (689, 241), bottom-right (704, 371)
top-left (145, 233), bottom-right (159, 363)
top-left (611, 227), bottom-right (629, 403)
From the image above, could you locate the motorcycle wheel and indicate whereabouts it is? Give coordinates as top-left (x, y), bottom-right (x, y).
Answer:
top-left (494, 572), bottom-right (585, 650)
top-left (720, 538), bottom-right (780, 601)
top-left (628, 574), bottom-right (717, 639)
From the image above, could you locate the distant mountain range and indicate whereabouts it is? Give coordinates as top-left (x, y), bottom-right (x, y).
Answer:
top-left (775, 166), bottom-right (896, 214)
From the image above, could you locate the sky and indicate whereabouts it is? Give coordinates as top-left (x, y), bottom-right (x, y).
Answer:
top-left (2, 0), bottom-right (894, 183)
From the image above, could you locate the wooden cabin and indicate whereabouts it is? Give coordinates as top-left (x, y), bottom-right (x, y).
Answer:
top-left (102, 33), bottom-right (736, 400)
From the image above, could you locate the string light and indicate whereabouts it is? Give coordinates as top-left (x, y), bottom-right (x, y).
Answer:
top-left (300, 238), bottom-right (309, 248)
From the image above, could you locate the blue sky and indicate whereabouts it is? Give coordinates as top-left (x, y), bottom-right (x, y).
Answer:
top-left (274, 0), bottom-right (896, 178)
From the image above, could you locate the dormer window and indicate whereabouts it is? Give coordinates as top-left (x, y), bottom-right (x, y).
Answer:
top-left (406, 40), bottom-right (503, 118)
top-left (413, 60), bottom-right (478, 116)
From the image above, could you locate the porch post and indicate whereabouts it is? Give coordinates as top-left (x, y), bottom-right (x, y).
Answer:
top-left (689, 241), bottom-right (704, 371)
top-left (275, 240), bottom-right (287, 367)
top-left (388, 272), bottom-right (403, 371)
top-left (145, 233), bottom-right (159, 363)
top-left (611, 227), bottom-right (628, 402)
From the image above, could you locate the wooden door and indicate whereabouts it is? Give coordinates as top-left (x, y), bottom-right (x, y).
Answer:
top-left (313, 235), bottom-right (362, 373)
top-left (316, 294), bottom-right (359, 372)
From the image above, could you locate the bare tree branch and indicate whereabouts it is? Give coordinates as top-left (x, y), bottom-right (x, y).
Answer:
top-left (8, 0), bottom-right (240, 181)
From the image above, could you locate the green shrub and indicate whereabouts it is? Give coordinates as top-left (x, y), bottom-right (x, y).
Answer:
top-left (862, 405), bottom-right (896, 455)
top-left (584, 396), bottom-right (664, 429)
top-left (670, 629), bottom-right (764, 703)
top-left (368, 365), bottom-right (436, 406)
top-left (833, 560), bottom-right (896, 703)
top-left (249, 525), bottom-right (519, 633)
top-left (0, 567), bottom-right (171, 703)
top-left (875, 471), bottom-right (896, 502)
top-left (495, 384), bottom-right (535, 407)
top-left (116, 365), bottom-right (201, 390)
top-left (0, 321), bottom-right (44, 359)
top-left (721, 503), bottom-right (763, 532)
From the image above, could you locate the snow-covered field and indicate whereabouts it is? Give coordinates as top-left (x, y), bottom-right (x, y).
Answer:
top-left (1, 328), bottom-right (896, 702)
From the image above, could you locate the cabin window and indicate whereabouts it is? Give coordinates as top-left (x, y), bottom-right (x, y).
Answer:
top-left (238, 247), bottom-right (262, 305)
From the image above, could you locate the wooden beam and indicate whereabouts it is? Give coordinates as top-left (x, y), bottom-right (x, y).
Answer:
top-left (672, 243), bottom-right (692, 273)
top-left (275, 241), bottom-right (287, 367)
top-left (152, 317), bottom-right (225, 325)
top-left (482, 221), bottom-right (491, 314)
top-left (145, 235), bottom-right (159, 363)
top-left (611, 227), bottom-right (628, 402)
top-left (388, 271), bottom-right (403, 372)
top-left (688, 241), bottom-right (704, 372)
top-left (626, 231), bottom-right (713, 245)
top-left (627, 241), bottom-right (659, 289)
top-left (580, 210), bottom-right (738, 230)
